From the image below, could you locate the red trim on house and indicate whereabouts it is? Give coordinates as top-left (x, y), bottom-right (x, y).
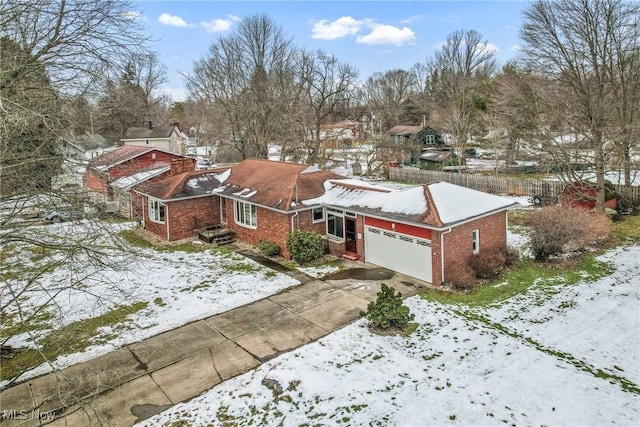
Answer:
top-left (364, 216), bottom-right (432, 239)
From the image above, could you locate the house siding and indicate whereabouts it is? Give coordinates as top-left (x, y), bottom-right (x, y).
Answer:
top-left (225, 200), bottom-right (294, 257)
top-left (432, 211), bottom-right (507, 285)
top-left (86, 150), bottom-right (182, 198)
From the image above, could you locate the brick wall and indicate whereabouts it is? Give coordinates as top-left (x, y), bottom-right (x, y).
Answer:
top-left (142, 195), bottom-right (219, 241)
top-left (225, 200), bottom-right (295, 257)
top-left (432, 211), bottom-right (507, 286)
top-left (167, 197), bottom-right (219, 241)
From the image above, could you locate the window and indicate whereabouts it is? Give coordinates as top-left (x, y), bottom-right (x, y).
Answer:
top-left (326, 211), bottom-right (344, 239)
top-left (312, 207), bottom-right (324, 223)
top-left (472, 229), bottom-right (480, 254)
top-left (149, 199), bottom-right (165, 223)
top-left (145, 139), bottom-right (150, 145)
top-left (426, 134), bottom-right (435, 145)
top-left (220, 198), bottom-right (227, 224)
top-left (234, 200), bottom-right (257, 228)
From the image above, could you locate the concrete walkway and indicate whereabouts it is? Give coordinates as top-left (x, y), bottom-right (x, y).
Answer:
top-left (0, 255), bottom-right (429, 427)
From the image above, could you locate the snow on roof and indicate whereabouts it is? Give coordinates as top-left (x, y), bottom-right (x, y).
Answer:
top-left (303, 179), bottom-right (427, 216)
top-left (110, 166), bottom-right (170, 190)
top-left (428, 182), bottom-right (516, 224)
top-left (215, 168), bottom-right (231, 183)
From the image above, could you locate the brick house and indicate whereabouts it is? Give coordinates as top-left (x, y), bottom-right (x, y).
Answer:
top-left (86, 145), bottom-right (186, 216)
top-left (136, 158), bottom-right (515, 285)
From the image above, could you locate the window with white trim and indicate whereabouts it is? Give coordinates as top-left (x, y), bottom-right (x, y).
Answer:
top-left (312, 207), bottom-right (324, 223)
top-left (234, 200), bottom-right (257, 228)
top-left (326, 210), bottom-right (344, 239)
top-left (472, 229), bottom-right (480, 254)
top-left (149, 199), bottom-right (165, 223)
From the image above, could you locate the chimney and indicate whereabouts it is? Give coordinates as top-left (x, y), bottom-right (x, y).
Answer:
top-left (169, 157), bottom-right (196, 175)
top-left (148, 120), bottom-right (153, 130)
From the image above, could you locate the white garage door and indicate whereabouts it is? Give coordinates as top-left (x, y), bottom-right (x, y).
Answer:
top-left (364, 226), bottom-right (432, 283)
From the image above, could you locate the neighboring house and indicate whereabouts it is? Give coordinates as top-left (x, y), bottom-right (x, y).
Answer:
top-left (121, 122), bottom-right (187, 154)
top-left (387, 125), bottom-right (449, 165)
top-left (316, 120), bottom-right (364, 149)
top-left (136, 158), bottom-right (515, 286)
top-left (419, 150), bottom-right (466, 171)
top-left (85, 145), bottom-right (185, 208)
top-left (59, 134), bottom-right (117, 160)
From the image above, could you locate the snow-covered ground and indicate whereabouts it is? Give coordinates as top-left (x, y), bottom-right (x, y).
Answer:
top-left (142, 243), bottom-right (640, 426)
top-left (1, 221), bottom-right (299, 387)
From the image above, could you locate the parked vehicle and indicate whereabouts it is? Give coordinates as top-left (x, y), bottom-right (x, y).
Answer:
top-left (44, 206), bottom-right (80, 223)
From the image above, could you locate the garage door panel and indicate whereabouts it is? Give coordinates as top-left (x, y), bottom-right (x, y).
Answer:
top-left (364, 226), bottom-right (432, 283)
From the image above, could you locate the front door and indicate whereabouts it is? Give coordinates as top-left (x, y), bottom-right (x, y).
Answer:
top-left (345, 217), bottom-right (357, 253)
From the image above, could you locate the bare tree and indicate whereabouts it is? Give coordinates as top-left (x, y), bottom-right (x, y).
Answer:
top-left (0, 0), bottom-right (160, 419)
top-left (489, 63), bottom-right (545, 167)
top-left (295, 49), bottom-right (359, 165)
top-left (427, 30), bottom-right (497, 163)
top-left (186, 14), bottom-right (296, 159)
top-left (362, 69), bottom-right (421, 130)
top-left (520, 0), bottom-right (640, 210)
top-left (98, 53), bottom-right (169, 140)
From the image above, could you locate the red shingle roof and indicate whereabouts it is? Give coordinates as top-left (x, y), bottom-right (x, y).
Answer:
top-left (218, 159), bottom-right (344, 211)
top-left (88, 145), bottom-right (153, 169)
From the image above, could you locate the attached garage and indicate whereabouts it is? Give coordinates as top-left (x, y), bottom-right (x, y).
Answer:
top-left (364, 225), bottom-right (433, 283)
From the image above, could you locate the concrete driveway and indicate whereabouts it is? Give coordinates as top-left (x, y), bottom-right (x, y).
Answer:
top-left (0, 257), bottom-right (429, 427)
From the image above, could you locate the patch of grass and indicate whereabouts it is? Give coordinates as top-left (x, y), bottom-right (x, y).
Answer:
top-left (118, 230), bottom-right (208, 253)
top-left (422, 255), bottom-right (614, 308)
top-left (153, 297), bottom-right (166, 307)
top-left (611, 213), bottom-right (640, 244)
top-left (2, 301), bottom-right (148, 381)
top-left (119, 229), bottom-right (154, 249)
top-left (0, 309), bottom-right (55, 338)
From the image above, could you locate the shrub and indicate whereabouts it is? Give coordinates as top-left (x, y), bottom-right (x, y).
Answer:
top-left (285, 230), bottom-right (325, 264)
top-left (526, 205), bottom-right (612, 261)
top-left (447, 260), bottom-right (476, 291)
top-left (361, 284), bottom-right (414, 330)
top-left (470, 248), bottom-right (507, 280)
top-left (258, 241), bottom-right (280, 257)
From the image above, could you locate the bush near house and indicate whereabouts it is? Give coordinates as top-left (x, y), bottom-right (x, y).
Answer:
top-left (361, 284), bottom-right (414, 331)
top-left (526, 205), bottom-right (612, 261)
top-left (447, 260), bottom-right (477, 291)
top-left (285, 230), bottom-right (324, 264)
top-left (470, 248), bottom-right (507, 280)
top-left (258, 241), bottom-right (280, 257)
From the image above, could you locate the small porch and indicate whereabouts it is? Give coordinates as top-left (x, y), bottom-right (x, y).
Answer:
top-left (194, 224), bottom-right (236, 246)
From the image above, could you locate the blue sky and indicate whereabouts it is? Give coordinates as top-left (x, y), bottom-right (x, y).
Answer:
top-left (133, 1), bottom-right (529, 102)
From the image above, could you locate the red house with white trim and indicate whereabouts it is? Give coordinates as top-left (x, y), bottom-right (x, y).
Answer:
top-left (85, 145), bottom-right (186, 217)
top-left (136, 158), bottom-right (516, 286)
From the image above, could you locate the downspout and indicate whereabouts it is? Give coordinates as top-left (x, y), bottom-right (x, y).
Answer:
top-left (291, 212), bottom-right (299, 232)
top-left (440, 227), bottom-right (452, 286)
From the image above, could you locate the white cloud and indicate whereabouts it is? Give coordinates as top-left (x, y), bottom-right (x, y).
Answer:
top-left (201, 15), bottom-right (239, 33)
top-left (311, 16), bottom-right (416, 46)
top-left (158, 13), bottom-right (192, 27)
top-left (479, 42), bottom-right (499, 54)
top-left (511, 44), bottom-right (522, 52)
top-left (356, 24), bottom-right (416, 46)
top-left (311, 16), bottom-right (363, 40)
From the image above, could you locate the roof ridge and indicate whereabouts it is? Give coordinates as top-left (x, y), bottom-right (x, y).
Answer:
top-left (421, 183), bottom-right (444, 227)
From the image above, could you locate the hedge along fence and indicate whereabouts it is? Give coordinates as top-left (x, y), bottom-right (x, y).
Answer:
top-left (389, 168), bottom-right (640, 207)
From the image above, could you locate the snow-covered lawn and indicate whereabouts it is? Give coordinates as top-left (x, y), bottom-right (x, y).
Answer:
top-left (1, 221), bottom-right (299, 387)
top-left (142, 244), bottom-right (640, 426)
